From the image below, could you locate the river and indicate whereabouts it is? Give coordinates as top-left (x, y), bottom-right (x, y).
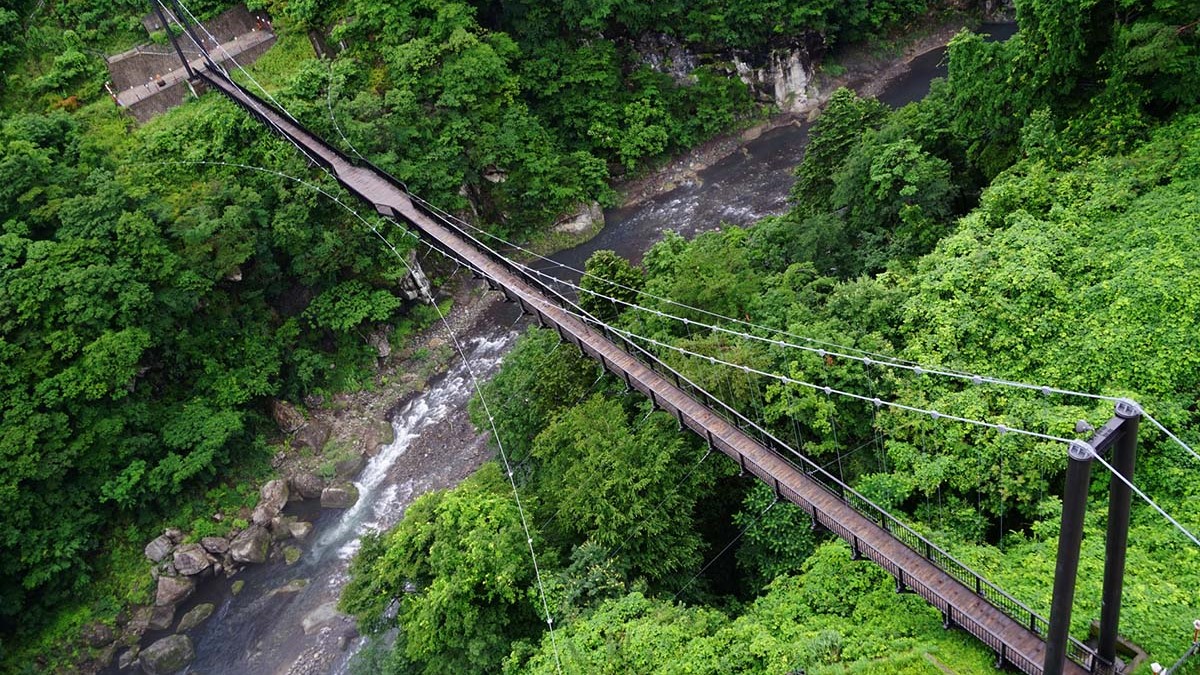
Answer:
top-left (161, 23), bottom-right (1014, 675)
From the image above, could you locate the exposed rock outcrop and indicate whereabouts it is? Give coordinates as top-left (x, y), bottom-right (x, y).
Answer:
top-left (368, 327), bottom-right (392, 359)
top-left (398, 250), bottom-right (432, 302)
top-left (144, 534), bottom-right (174, 563)
top-left (334, 454), bottom-right (366, 479)
top-left (732, 44), bottom-right (817, 113)
top-left (80, 621), bottom-right (115, 648)
top-left (272, 399), bottom-right (306, 434)
top-left (290, 472), bottom-right (325, 500)
top-left (176, 603), bottom-right (215, 632)
top-left (293, 420), bottom-right (332, 451)
top-left (320, 482), bottom-right (359, 509)
top-left (251, 479), bottom-right (290, 525)
top-left (301, 602), bottom-right (349, 635)
top-left (229, 525), bottom-right (271, 564)
top-left (289, 521), bottom-right (314, 541)
top-left (154, 575), bottom-right (195, 607)
top-left (553, 202), bottom-right (604, 235)
top-left (147, 605), bottom-right (175, 632)
top-left (201, 536), bottom-right (230, 555)
top-left (117, 646), bottom-right (140, 670)
top-left (172, 544), bottom-right (215, 576)
top-left (138, 634), bottom-right (194, 675)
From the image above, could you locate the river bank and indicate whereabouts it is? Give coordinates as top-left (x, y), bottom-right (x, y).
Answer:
top-left (613, 14), bottom-right (981, 210)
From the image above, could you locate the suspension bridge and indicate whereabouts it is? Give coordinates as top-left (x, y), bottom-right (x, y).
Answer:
top-left (194, 59), bottom-right (1103, 674)
top-left (140, 2), bottom-right (1200, 670)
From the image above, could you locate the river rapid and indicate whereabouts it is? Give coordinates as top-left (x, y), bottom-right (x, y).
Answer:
top-left (164, 23), bottom-right (1015, 675)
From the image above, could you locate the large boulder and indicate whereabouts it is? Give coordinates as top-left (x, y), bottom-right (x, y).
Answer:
top-left (320, 483), bottom-right (359, 509)
top-left (172, 544), bottom-right (214, 576)
top-left (271, 399), bottom-right (306, 434)
top-left (288, 521), bottom-right (314, 541)
top-left (334, 454), bottom-right (366, 479)
top-left (138, 635), bottom-right (194, 675)
top-left (144, 535), bottom-right (174, 563)
top-left (363, 419), bottom-right (395, 457)
top-left (154, 575), bottom-right (195, 607)
top-left (289, 472), bottom-right (324, 500)
top-left (293, 420), bottom-right (331, 451)
top-left (117, 646), bottom-right (140, 670)
top-left (147, 605), bottom-right (175, 632)
top-left (270, 515), bottom-right (296, 541)
top-left (200, 536), bottom-right (230, 555)
top-left (122, 606), bottom-right (152, 642)
top-left (80, 621), bottom-right (115, 648)
top-left (301, 601), bottom-right (348, 635)
top-left (229, 525), bottom-right (271, 564)
top-left (176, 603), bottom-right (214, 632)
top-left (251, 479), bottom-right (290, 525)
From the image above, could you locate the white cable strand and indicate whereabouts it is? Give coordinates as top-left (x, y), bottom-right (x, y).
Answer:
top-left (139, 158), bottom-right (563, 670)
top-left (1088, 450), bottom-right (1200, 547)
top-left (1143, 414), bottom-right (1200, 463)
top-left (405, 194), bottom-right (1200, 467)
top-left (585, 317), bottom-right (1075, 445)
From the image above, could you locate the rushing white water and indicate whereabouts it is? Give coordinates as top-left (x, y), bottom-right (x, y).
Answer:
top-left (175, 323), bottom-right (520, 675)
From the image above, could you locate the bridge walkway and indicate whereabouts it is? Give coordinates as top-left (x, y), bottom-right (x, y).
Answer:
top-left (197, 69), bottom-right (1091, 675)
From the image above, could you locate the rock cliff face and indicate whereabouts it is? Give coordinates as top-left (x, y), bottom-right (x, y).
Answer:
top-left (634, 32), bottom-right (823, 113)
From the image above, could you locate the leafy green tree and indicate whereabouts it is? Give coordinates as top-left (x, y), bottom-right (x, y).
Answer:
top-left (530, 396), bottom-right (718, 583)
top-left (469, 327), bottom-right (600, 464)
top-left (579, 249), bottom-right (644, 322)
top-left (341, 464), bottom-right (547, 674)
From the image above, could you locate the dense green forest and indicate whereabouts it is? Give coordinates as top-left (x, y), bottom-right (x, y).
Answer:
top-left (339, 0), bottom-right (1200, 674)
top-left (2, 0), bottom-right (1198, 671)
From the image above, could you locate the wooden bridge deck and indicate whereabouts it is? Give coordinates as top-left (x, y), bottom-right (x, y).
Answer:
top-left (198, 70), bottom-right (1091, 675)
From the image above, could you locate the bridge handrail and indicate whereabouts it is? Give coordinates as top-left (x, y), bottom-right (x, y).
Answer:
top-left (418, 210), bottom-right (1100, 671)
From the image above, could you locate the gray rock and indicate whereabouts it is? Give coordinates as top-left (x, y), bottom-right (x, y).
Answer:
top-left (176, 603), bottom-right (214, 632)
top-left (95, 642), bottom-right (118, 668)
top-left (289, 472), bottom-right (324, 500)
top-left (117, 646), bottom-right (140, 670)
top-left (138, 634), bottom-right (194, 675)
top-left (363, 420), bottom-right (394, 457)
top-left (293, 420), bottom-right (331, 451)
top-left (552, 201), bottom-right (604, 235)
top-left (155, 575), bottom-right (195, 607)
top-left (229, 525), bottom-right (271, 564)
top-left (334, 454), bottom-right (366, 479)
top-left (148, 604), bottom-right (175, 631)
top-left (172, 543), bottom-right (214, 576)
top-left (251, 479), bottom-right (290, 525)
top-left (272, 399), bottom-right (306, 434)
top-left (144, 535), bottom-right (174, 563)
top-left (200, 536), bottom-right (229, 555)
top-left (164, 528), bottom-right (184, 544)
top-left (80, 620), bottom-right (115, 648)
top-left (320, 483), bottom-right (359, 509)
top-left (270, 515), bottom-right (296, 541)
top-left (122, 606), bottom-right (152, 641)
top-left (273, 578), bottom-right (310, 595)
top-left (301, 601), bottom-right (348, 635)
top-left (288, 521), bottom-right (314, 541)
